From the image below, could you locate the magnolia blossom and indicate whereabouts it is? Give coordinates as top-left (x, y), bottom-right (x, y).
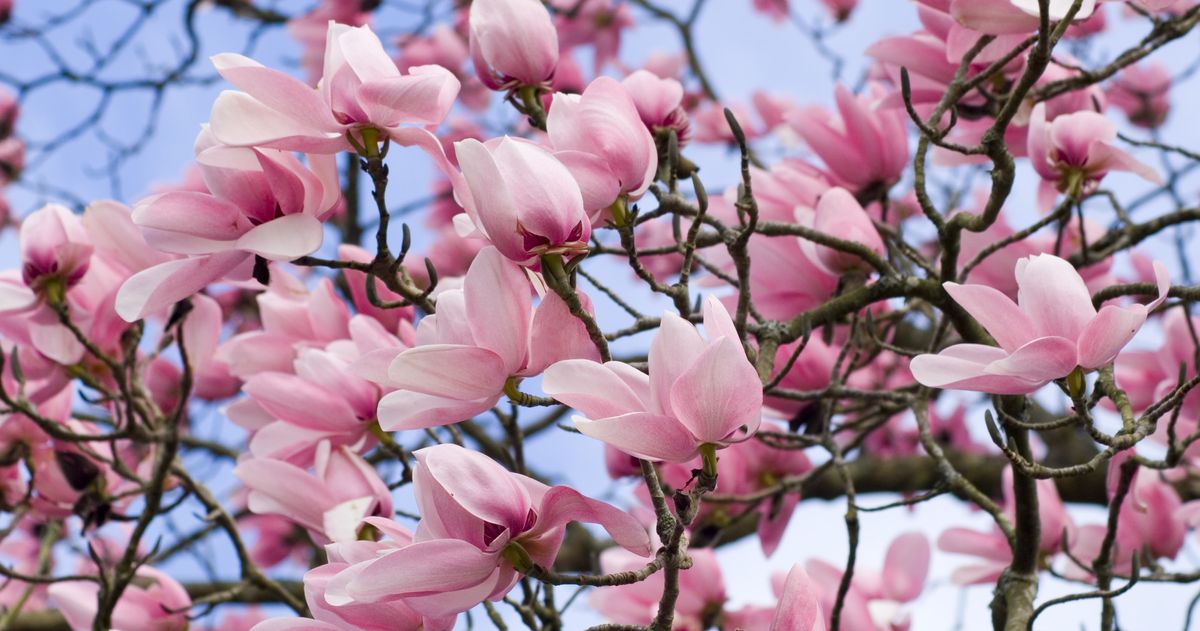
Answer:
top-left (116, 128), bottom-right (340, 321)
top-left (1106, 62), bottom-right (1172, 129)
top-left (591, 545), bottom-right (727, 629)
top-left (209, 22), bottom-right (459, 156)
top-left (1028, 103), bottom-right (1161, 209)
top-left (18, 204), bottom-right (92, 295)
top-left (469, 0), bottom-right (559, 91)
top-left (797, 187), bottom-right (886, 275)
top-left (622, 69), bottom-right (691, 146)
top-left (48, 566), bottom-right (191, 631)
top-left (911, 254), bottom-right (1169, 395)
top-left (374, 247), bottom-right (597, 430)
top-left (235, 441), bottom-right (393, 544)
top-left (324, 444), bottom-right (651, 617)
top-left (454, 138), bottom-right (592, 264)
top-left (807, 533), bottom-right (930, 630)
top-left (544, 296), bottom-right (763, 463)
top-left (547, 76), bottom-right (657, 215)
top-left (787, 84), bottom-right (908, 193)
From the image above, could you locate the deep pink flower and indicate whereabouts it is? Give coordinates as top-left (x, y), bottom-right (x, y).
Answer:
top-left (911, 254), bottom-right (1169, 395)
top-left (324, 444), bottom-right (650, 617)
top-left (543, 296), bottom-right (762, 463)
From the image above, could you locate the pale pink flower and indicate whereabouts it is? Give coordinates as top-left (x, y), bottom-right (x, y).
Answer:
top-left (548, 76), bottom-right (657, 215)
top-left (1028, 102), bottom-right (1161, 209)
top-left (454, 138), bottom-right (591, 264)
top-left (807, 532), bottom-right (930, 630)
top-left (116, 128), bottom-right (341, 321)
top-left (324, 444), bottom-right (651, 617)
top-left (770, 565), bottom-right (827, 631)
top-left (797, 187), bottom-right (887, 275)
top-left (786, 84), bottom-right (908, 194)
top-left (621, 70), bottom-right (691, 147)
top-left (210, 22), bottom-right (459, 155)
top-left (374, 246), bottom-right (598, 430)
top-left (235, 440), bottom-right (393, 544)
top-left (590, 545), bottom-right (726, 629)
top-left (1106, 62), bottom-right (1172, 129)
top-left (49, 566), bottom-right (191, 631)
top-left (911, 254), bottom-right (1169, 395)
top-left (469, 0), bottom-right (559, 91)
top-left (544, 296), bottom-right (762, 463)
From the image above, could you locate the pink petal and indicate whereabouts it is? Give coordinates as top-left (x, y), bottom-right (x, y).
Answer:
top-left (533, 485), bottom-right (652, 556)
top-left (357, 65), bottom-right (460, 127)
top-left (416, 444), bottom-right (532, 535)
top-left (669, 336), bottom-right (763, 444)
top-left (209, 91), bottom-right (346, 152)
top-left (244, 373), bottom-right (362, 432)
top-left (525, 290), bottom-right (601, 375)
top-left (376, 389), bottom-right (497, 431)
top-left (235, 214), bottom-right (324, 260)
top-left (770, 565), bottom-right (826, 631)
top-left (342, 539), bottom-right (499, 603)
top-left (542, 360), bottom-right (647, 420)
top-left (574, 411), bottom-right (699, 463)
top-left (463, 247), bottom-right (531, 374)
top-left (944, 281), bottom-right (1034, 352)
top-left (647, 311), bottom-right (706, 416)
top-left (984, 335), bottom-right (1079, 382)
top-left (1015, 254), bottom-right (1096, 340)
top-left (115, 251), bottom-right (251, 321)
top-left (910, 343), bottom-right (1047, 394)
top-left (387, 344), bottom-right (508, 400)
top-left (211, 53), bottom-right (341, 134)
top-left (882, 532), bottom-right (930, 603)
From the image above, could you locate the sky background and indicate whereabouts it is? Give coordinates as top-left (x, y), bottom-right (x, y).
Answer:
top-left (3, 0), bottom-right (1200, 629)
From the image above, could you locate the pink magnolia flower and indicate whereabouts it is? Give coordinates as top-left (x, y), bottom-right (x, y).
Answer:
top-left (324, 444), bottom-right (651, 617)
top-left (19, 204), bottom-right (93, 295)
top-left (547, 76), bottom-right (657, 215)
top-left (807, 532), bottom-right (930, 630)
top-left (797, 187), bottom-right (886, 275)
top-left (590, 544), bottom-right (726, 629)
top-left (911, 253), bottom-right (1169, 395)
top-left (622, 69), bottom-right (691, 147)
top-left (374, 246), bottom-right (598, 430)
top-left (940, 467), bottom-right (1071, 584)
top-left (543, 296), bottom-right (763, 463)
top-left (1068, 453), bottom-right (1185, 578)
top-left (234, 441), bottom-right (393, 544)
top-left (1106, 62), bottom-right (1172, 129)
top-left (210, 22), bottom-right (459, 155)
top-left (48, 566), bottom-right (191, 631)
top-left (116, 128), bottom-right (341, 321)
top-left (787, 84), bottom-right (908, 194)
top-left (454, 138), bottom-right (591, 264)
top-left (752, 0), bottom-right (790, 21)
top-left (469, 0), bottom-right (559, 91)
top-left (253, 521), bottom-right (457, 631)
top-left (1027, 103), bottom-right (1161, 209)
top-left (770, 565), bottom-right (827, 631)
top-left (397, 24), bottom-right (491, 112)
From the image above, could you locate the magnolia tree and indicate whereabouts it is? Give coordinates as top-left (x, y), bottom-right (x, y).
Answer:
top-left (0, 0), bottom-right (1199, 629)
